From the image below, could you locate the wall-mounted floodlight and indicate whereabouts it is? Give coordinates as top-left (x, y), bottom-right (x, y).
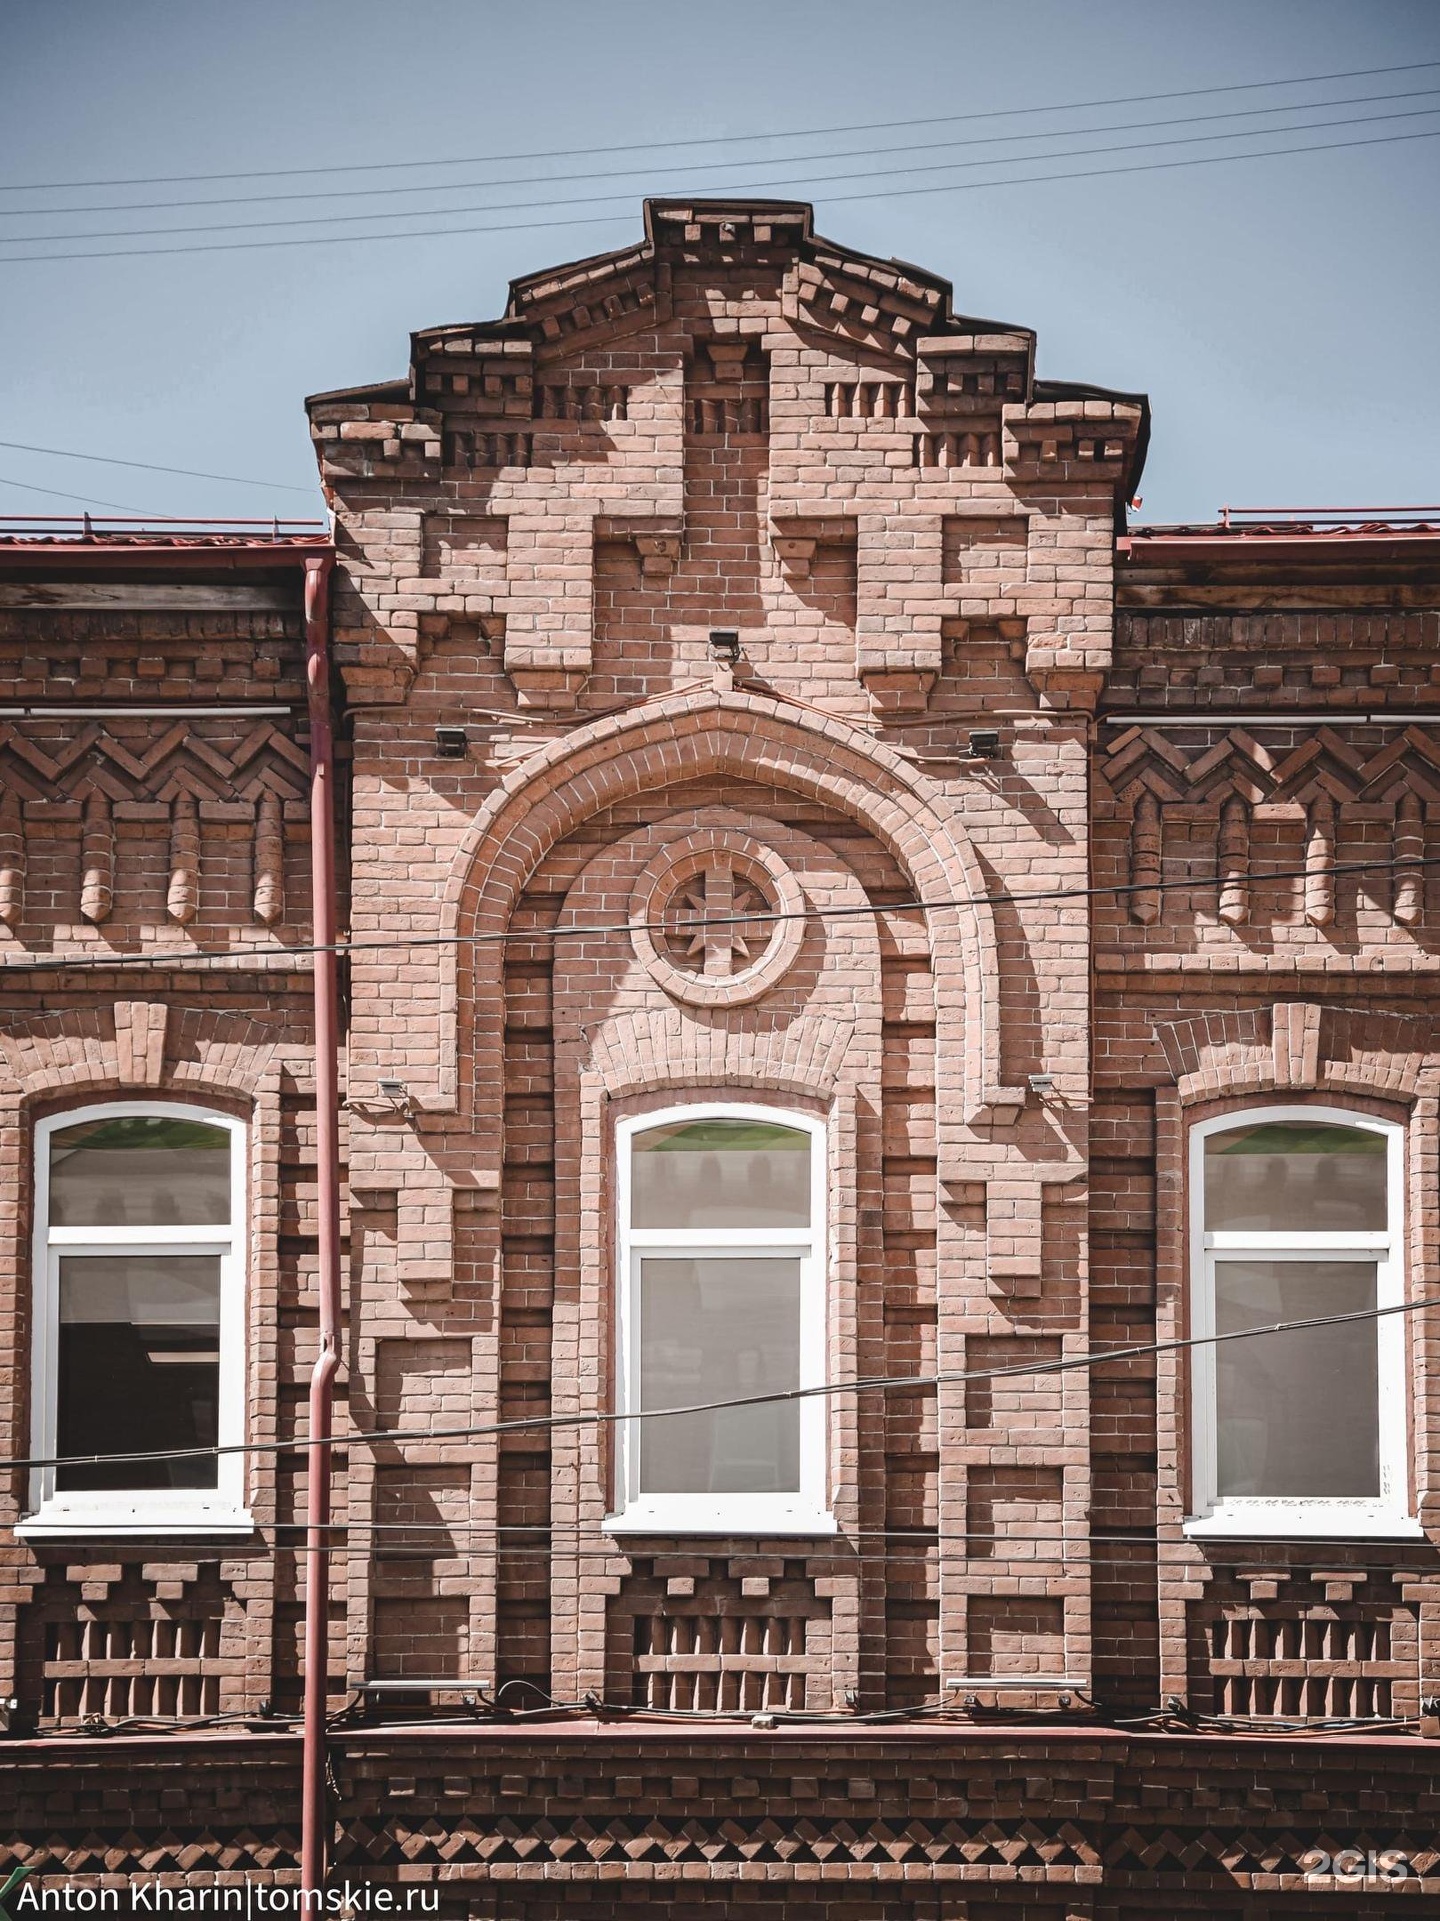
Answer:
top-left (435, 726), bottom-right (468, 758)
top-left (966, 729), bottom-right (1002, 760)
top-left (376, 1079), bottom-right (412, 1116)
top-left (708, 629), bottom-right (742, 664)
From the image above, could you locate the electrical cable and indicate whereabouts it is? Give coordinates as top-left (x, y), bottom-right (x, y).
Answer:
top-left (6, 104), bottom-right (1438, 250)
top-left (63, 1710), bottom-right (302, 1737)
top-left (4, 1291), bottom-right (1434, 1478)
top-left (3, 58), bottom-right (1434, 192)
top-left (0, 440), bottom-right (317, 495)
top-left (0, 473), bottom-right (154, 514)
top-left (272, 1522), bottom-right (1417, 1555)
top-left (266, 1541), bottom-right (1438, 1580)
top-left (12, 85), bottom-right (1437, 219)
top-left (5, 125), bottom-right (1440, 265)
top-left (268, 1521), bottom-right (1430, 1553)
top-left (33, 1697), bottom-right (1420, 1739)
top-left (1109, 1709), bottom-right (1420, 1735)
top-left (2, 844), bottom-right (1438, 973)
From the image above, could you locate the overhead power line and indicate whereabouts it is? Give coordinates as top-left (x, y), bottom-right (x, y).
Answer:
top-left (5, 124), bottom-right (1435, 266)
top-left (1, 58), bottom-right (1433, 192)
top-left (5, 103), bottom-right (1437, 250)
top-left (0, 472), bottom-right (153, 514)
top-left (1, 846), bottom-right (1437, 975)
top-left (257, 1535), bottom-right (1436, 1578)
top-left (11, 84), bottom-right (1436, 218)
top-left (0, 438), bottom-right (317, 495)
top-left (5, 1293), bottom-right (1432, 1479)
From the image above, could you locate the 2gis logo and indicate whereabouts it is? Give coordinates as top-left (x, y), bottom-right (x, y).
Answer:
top-left (1300, 1845), bottom-right (1412, 1884)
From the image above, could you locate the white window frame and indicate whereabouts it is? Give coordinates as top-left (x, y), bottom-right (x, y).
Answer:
top-left (605, 1101), bottom-right (834, 1536)
top-left (1186, 1103), bottom-right (1418, 1541)
top-left (19, 1100), bottom-right (253, 1538)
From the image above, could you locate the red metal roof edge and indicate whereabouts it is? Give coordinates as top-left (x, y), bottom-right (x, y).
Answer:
top-left (0, 534), bottom-right (329, 547)
top-left (1126, 528), bottom-right (1440, 541)
top-left (0, 523), bottom-right (333, 573)
top-left (1120, 520), bottom-right (1440, 566)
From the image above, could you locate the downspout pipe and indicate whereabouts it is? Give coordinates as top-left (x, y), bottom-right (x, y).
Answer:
top-left (300, 553), bottom-right (340, 1893)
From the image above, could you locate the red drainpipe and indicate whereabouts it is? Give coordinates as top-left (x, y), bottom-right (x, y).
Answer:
top-left (300, 552), bottom-right (341, 1893)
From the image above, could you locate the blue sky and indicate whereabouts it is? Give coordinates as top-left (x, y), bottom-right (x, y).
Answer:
top-left (1, 0), bottom-right (1437, 524)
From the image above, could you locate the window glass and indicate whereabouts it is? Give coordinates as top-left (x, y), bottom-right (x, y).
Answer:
top-left (1204, 1121), bottom-right (1386, 1233)
top-left (637, 1255), bottom-right (801, 1493)
top-left (49, 1115), bottom-right (231, 1227)
top-left (1215, 1258), bottom-right (1379, 1499)
top-left (55, 1254), bottom-right (221, 1491)
top-left (631, 1118), bottom-right (810, 1229)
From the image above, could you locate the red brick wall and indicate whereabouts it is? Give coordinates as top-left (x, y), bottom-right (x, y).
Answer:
top-left (0, 563), bottom-right (326, 1724)
top-left (319, 202), bottom-right (1141, 1721)
top-left (1, 200), bottom-right (1438, 1907)
top-left (1100, 532), bottom-right (1440, 1719)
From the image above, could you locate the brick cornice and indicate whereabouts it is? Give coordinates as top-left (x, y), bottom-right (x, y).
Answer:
top-left (1, 1725), bottom-right (1436, 1895)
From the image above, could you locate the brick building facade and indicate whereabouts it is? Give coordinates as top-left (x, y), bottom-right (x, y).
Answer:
top-left (0, 200), bottom-right (1437, 1914)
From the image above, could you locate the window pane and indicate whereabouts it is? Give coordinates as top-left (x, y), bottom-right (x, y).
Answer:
top-left (631, 1119), bottom-right (811, 1228)
top-left (1215, 1259), bottom-right (1379, 1499)
top-left (637, 1256), bottom-right (801, 1493)
top-left (56, 1255), bottom-right (221, 1491)
top-left (1205, 1122), bottom-right (1387, 1233)
top-left (49, 1115), bottom-right (232, 1228)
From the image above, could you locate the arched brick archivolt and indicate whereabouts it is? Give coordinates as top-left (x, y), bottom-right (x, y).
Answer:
top-left (0, 1002), bottom-right (285, 1102)
top-left (1153, 1002), bottom-right (1438, 1104)
top-left (438, 687), bottom-right (1006, 1125)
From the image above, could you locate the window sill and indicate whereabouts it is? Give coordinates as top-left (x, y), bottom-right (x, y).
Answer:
top-left (15, 1506), bottom-right (256, 1540)
top-left (605, 1502), bottom-right (837, 1538)
top-left (1185, 1509), bottom-right (1424, 1542)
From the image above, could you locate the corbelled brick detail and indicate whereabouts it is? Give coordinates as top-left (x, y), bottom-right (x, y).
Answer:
top-left (0, 199), bottom-right (1438, 1903)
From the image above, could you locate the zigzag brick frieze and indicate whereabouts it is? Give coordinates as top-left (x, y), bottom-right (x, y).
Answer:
top-left (1097, 723), bottom-right (1440, 809)
top-left (1097, 721), bottom-right (1440, 942)
top-left (0, 720), bottom-right (307, 806)
top-left (0, 716), bottom-right (309, 936)
top-left (2, 1731), bottom-right (1439, 1895)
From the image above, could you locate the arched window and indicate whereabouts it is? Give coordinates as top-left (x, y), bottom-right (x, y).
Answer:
top-left (1187, 1106), bottom-right (1415, 1539)
top-left (22, 1103), bottom-right (251, 1537)
top-left (608, 1104), bottom-right (832, 1535)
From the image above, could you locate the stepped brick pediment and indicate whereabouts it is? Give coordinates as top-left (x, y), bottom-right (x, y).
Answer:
top-left (313, 198), bottom-right (1066, 409)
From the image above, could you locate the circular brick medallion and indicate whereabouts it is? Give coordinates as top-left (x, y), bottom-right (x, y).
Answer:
top-left (629, 830), bottom-right (806, 1008)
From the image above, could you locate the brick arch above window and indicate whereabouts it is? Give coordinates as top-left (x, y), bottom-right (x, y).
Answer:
top-left (440, 687), bottom-right (1011, 1124)
top-left (0, 1002), bottom-right (285, 1103)
top-left (585, 1003), bottom-right (857, 1106)
top-left (1154, 1002), bottom-right (1438, 1105)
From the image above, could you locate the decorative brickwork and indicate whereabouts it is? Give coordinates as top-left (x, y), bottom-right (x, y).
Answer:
top-left (23, 1562), bottom-right (243, 1723)
top-left (1192, 1569), bottom-right (1419, 1719)
top-left (607, 1556), bottom-right (832, 1710)
top-left (0, 201), bottom-right (1438, 1904)
top-left (4, 1727), bottom-right (1440, 1908)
